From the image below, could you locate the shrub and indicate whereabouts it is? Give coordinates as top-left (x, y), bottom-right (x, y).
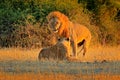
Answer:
top-left (0, 0), bottom-right (120, 48)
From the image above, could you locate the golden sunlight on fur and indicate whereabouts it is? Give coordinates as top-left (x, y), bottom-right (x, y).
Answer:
top-left (38, 39), bottom-right (71, 60)
top-left (47, 11), bottom-right (91, 58)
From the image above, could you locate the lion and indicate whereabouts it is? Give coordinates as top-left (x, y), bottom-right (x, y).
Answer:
top-left (38, 39), bottom-right (71, 60)
top-left (47, 11), bottom-right (91, 58)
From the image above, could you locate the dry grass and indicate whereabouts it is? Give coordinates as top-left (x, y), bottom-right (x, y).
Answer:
top-left (77, 46), bottom-right (120, 62)
top-left (0, 72), bottom-right (120, 80)
top-left (0, 46), bottom-right (120, 80)
top-left (0, 48), bottom-right (40, 61)
top-left (0, 46), bottom-right (119, 62)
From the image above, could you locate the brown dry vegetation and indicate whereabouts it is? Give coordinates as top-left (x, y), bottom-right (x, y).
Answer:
top-left (0, 46), bottom-right (120, 80)
top-left (0, 72), bottom-right (120, 80)
top-left (0, 48), bottom-right (40, 61)
top-left (0, 46), bottom-right (120, 62)
top-left (77, 46), bottom-right (120, 62)
top-left (0, 0), bottom-right (120, 48)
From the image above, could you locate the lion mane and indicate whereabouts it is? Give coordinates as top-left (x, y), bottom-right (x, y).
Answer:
top-left (47, 11), bottom-right (70, 39)
top-left (47, 11), bottom-right (91, 57)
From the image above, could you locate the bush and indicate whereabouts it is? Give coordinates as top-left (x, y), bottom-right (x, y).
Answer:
top-left (0, 0), bottom-right (120, 48)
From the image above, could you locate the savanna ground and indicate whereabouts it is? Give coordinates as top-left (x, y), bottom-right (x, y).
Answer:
top-left (0, 46), bottom-right (120, 80)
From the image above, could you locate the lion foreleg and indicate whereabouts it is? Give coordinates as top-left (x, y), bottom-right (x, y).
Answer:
top-left (71, 40), bottom-right (77, 58)
top-left (83, 35), bottom-right (91, 56)
top-left (66, 40), bottom-right (71, 58)
top-left (83, 42), bottom-right (86, 56)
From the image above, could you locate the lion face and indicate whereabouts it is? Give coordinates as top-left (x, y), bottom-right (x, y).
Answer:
top-left (48, 17), bottom-right (61, 33)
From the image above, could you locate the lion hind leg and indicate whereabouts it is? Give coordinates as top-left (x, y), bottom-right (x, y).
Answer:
top-left (83, 38), bottom-right (90, 56)
top-left (83, 42), bottom-right (86, 56)
top-left (71, 40), bottom-right (78, 58)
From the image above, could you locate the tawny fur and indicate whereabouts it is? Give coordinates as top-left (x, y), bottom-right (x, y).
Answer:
top-left (38, 39), bottom-right (71, 60)
top-left (47, 11), bottom-right (91, 57)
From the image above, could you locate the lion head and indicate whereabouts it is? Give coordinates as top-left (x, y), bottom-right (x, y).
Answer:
top-left (47, 11), bottom-right (70, 38)
top-left (38, 39), bottom-right (71, 60)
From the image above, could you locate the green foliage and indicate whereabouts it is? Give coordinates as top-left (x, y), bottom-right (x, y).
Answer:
top-left (0, 0), bottom-right (120, 48)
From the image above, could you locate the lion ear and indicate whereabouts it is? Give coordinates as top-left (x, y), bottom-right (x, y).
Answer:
top-left (46, 13), bottom-right (52, 21)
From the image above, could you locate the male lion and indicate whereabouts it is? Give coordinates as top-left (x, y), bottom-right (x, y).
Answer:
top-left (47, 11), bottom-right (91, 58)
